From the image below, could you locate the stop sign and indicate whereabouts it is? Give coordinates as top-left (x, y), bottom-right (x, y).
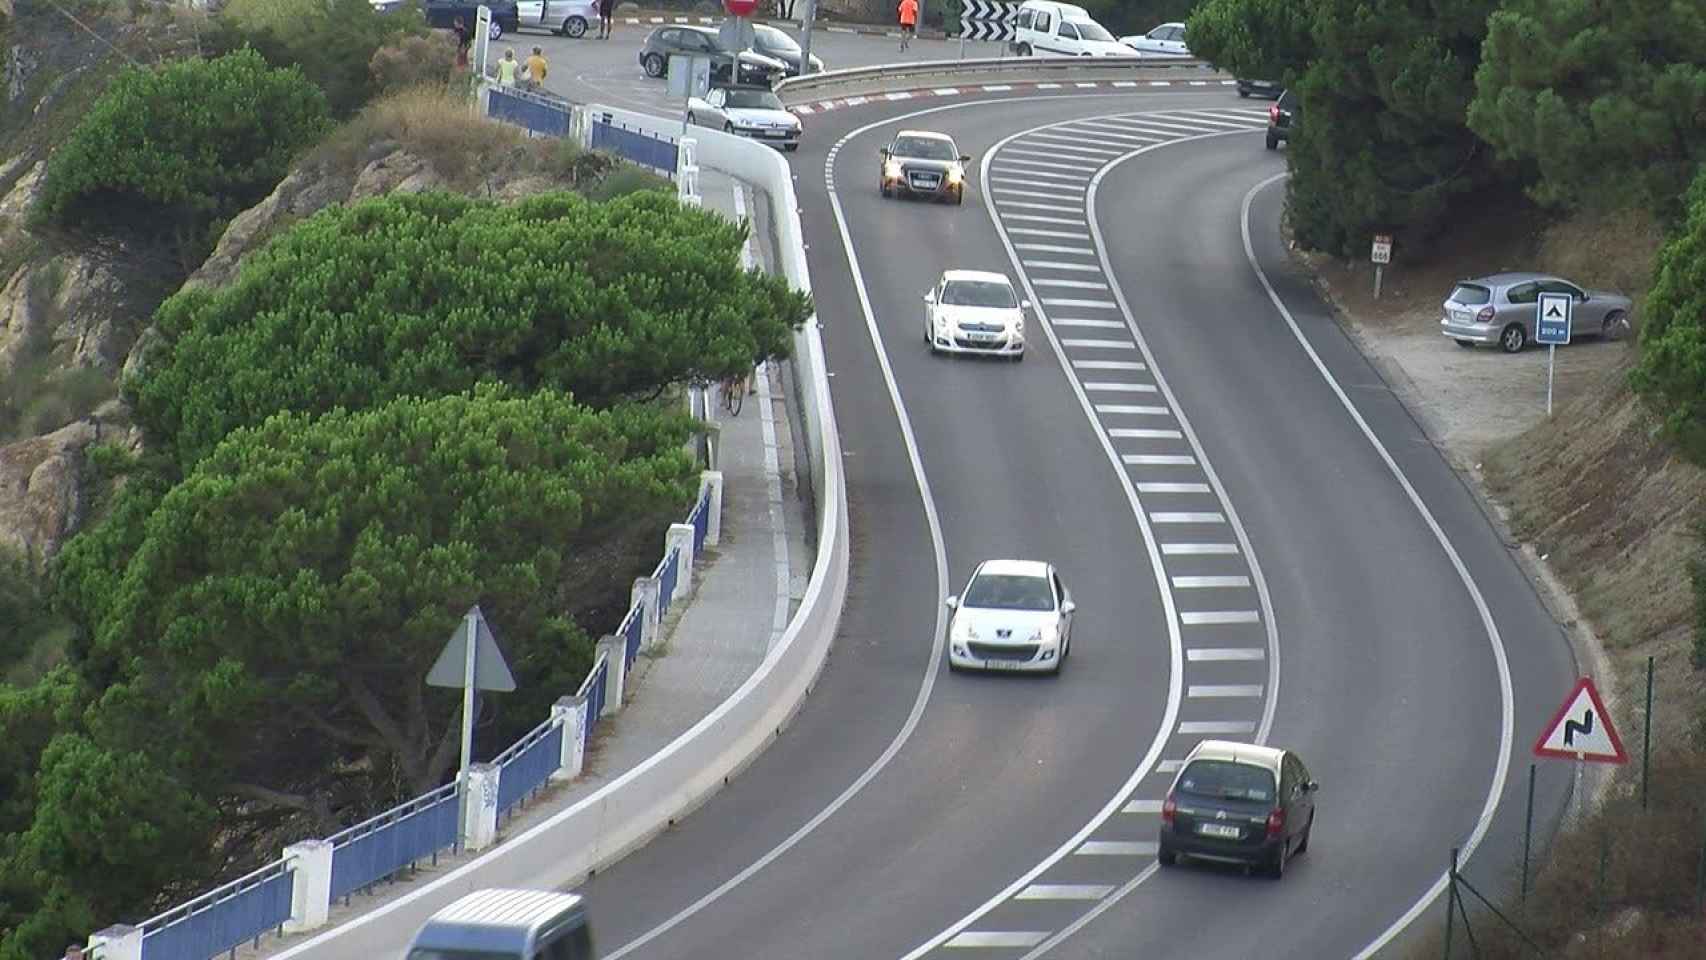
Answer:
top-left (724, 0), bottom-right (760, 17)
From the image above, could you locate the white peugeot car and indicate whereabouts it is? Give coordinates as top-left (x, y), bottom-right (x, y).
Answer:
top-left (687, 86), bottom-right (802, 151)
top-left (923, 270), bottom-right (1030, 359)
top-left (945, 560), bottom-right (1076, 674)
top-left (1120, 21), bottom-right (1191, 57)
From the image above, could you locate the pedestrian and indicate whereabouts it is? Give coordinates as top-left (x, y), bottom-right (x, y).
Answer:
top-left (496, 47), bottom-right (519, 86)
top-left (897, 0), bottom-right (917, 51)
top-left (598, 0), bottom-right (615, 39)
top-left (452, 15), bottom-right (471, 68)
top-left (525, 45), bottom-right (549, 90)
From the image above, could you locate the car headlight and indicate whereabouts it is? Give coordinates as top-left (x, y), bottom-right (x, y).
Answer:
top-left (884, 159), bottom-right (902, 178)
top-left (947, 164), bottom-right (964, 185)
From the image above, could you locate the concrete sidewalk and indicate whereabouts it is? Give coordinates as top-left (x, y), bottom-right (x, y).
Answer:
top-left (242, 167), bottom-right (813, 958)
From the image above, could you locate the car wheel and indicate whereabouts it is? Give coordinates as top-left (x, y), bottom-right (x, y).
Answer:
top-left (563, 16), bottom-right (588, 37)
top-left (724, 122), bottom-right (735, 133)
top-left (1265, 132), bottom-right (1278, 150)
top-left (642, 53), bottom-right (666, 78)
top-left (1158, 843), bottom-right (1178, 866)
top-left (1454, 339), bottom-right (1476, 348)
top-left (1499, 323), bottom-right (1527, 353)
top-left (1602, 310), bottom-right (1629, 341)
top-left (947, 659), bottom-right (964, 673)
top-left (1016, 43), bottom-right (1032, 56)
top-left (1266, 838), bottom-right (1288, 879)
top-left (489, 21), bottom-right (502, 40)
top-left (784, 143), bottom-right (799, 152)
top-left (686, 112), bottom-right (696, 125)
top-left (1295, 813), bottom-right (1313, 856)
top-left (1238, 88), bottom-right (1250, 98)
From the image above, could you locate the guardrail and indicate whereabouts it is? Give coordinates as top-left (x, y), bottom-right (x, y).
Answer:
top-left (326, 783), bottom-right (461, 905)
top-left (136, 860), bottom-right (294, 960)
top-left (774, 54), bottom-right (1222, 101)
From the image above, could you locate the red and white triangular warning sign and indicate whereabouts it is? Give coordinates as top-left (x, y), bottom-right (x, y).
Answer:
top-left (1533, 677), bottom-right (1627, 764)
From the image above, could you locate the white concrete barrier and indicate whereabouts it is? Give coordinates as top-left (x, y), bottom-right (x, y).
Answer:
top-left (270, 110), bottom-right (847, 960)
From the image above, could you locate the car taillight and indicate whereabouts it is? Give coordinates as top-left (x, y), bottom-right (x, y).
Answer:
top-left (1268, 104), bottom-right (1280, 123)
top-left (1475, 306), bottom-right (1495, 323)
top-left (1265, 808), bottom-right (1285, 839)
top-left (1161, 793), bottom-right (1176, 825)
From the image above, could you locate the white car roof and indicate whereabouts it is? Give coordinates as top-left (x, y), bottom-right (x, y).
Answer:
top-left (895, 129), bottom-right (956, 142)
top-left (975, 559), bottom-right (1051, 579)
top-left (941, 269), bottom-right (1012, 286)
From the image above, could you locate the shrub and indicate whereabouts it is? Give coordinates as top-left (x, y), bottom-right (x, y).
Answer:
top-left (37, 48), bottom-right (330, 241)
top-left (586, 164), bottom-right (674, 201)
top-left (211, 0), bottom-right (426, 118)
top-left (314, 86), bottom-right (528, 187)
top-left (1630, 166), bottom-right (1706, 463)
top-left (369, 30), bottom-right (458, 97)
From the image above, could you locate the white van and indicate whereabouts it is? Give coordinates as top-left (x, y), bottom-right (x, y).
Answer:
top-left (1010, 0), bottom-right (1136, 57)
top-left (406, 889), bottom-right (593, 960)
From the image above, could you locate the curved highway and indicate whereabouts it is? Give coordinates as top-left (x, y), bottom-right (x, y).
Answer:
top-left (576, 87), bottom-right (1578, 960)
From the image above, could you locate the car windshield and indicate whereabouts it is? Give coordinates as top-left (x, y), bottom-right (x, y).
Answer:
top-left (725, 89), bottom-right (784, 110)
top-left (755, 25), bottom-right (800, 53)
top-left (1177, 760), bottom-right (1275, 803)
top-left (941, 280), bottom-right (1017, 308)
top-left (892, 136), bottom-right (959, 160)
top-left (1449, 283), bottom-right (1491, 305)
top-left (1072, 21), bottom-right (1115, 41)
top-left (407, 951), bottom-right (519, 960)
top-left (963, 573), bottom-right (1054, 611)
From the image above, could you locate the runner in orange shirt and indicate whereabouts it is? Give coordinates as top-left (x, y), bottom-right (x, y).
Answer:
top-left (898, 0), bottom-right (918, 51)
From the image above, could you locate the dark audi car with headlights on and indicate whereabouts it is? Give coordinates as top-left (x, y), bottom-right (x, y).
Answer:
top-left (1158, 740), bottom-right (1317, 878)
top-left (879, 130), bottom-right (971, 204)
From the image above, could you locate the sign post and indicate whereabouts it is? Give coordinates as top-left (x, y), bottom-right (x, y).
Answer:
top-left (426, 605), bottom-right (517, 847)
top-left (1370, 233), bottom-right (1391, 300)
top-left (799, 0), bottom-right (818, 75)
top-left (1535, 291), bottom-right (1573, 417)
top-left (667, 54), bottom-right (710, 138)
top-left (1533, 676), bottom-right (1627, 828)
top-left (473, 5), bottom-right (493, 81)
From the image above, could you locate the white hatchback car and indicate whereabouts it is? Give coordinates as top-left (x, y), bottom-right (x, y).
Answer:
top-left (1120, 21), bottom-right (1191, 57)
top-left (945, 560), bottom-right (1076, 674)
top-left (923, 270), bottom-right (1030, 358)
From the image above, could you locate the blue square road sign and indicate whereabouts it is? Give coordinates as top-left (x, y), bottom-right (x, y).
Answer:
top-left (1536, 292), bottom-right (1572, 346)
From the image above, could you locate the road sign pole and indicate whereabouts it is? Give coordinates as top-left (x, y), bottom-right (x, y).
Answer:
top-left (1373, 265), bottom-right (1383, 300)
top-left (1546, 343), bottom-right (1556, 417)
top-left (799, 0), bottom-right (816, 75)
top-left (455, 606), bottom-right (478, 846)
top-left (1521, 761), bottom-right (1535, 905)
top-left (1574, 753), bottom-right (1585, 825)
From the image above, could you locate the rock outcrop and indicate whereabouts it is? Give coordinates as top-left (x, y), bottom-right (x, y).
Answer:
top-left (0, 410), bottom-right (139, 562)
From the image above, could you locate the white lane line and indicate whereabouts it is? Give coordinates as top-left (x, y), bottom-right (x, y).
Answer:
top-left (1136, 481), bottom-right (1206, 492)
top-left (1036, 82), bottom-right (1063, 89)
top-left (1005, 213), bottom-right (1088, 226)
top-left (1189, 684), bottom-right (1265, 699)
top-left (1012, 228), bottom-right (1093, 239)
top-left (1149, 512), bottom-right (1226, 524)
top-left (886, 91), bottom-right (913, 100)
top-left (1180, 610), bottom-right (1260, 625)
top-left (1015, 243), bottom-right (1095, 255)
top-left (1034, 278), bottom-right (1110, 290)
top-left (946, 932), bottom-right (1050, 949)
top-left (1085, 382), bottom-right (1156, 392)
top-left (992, 180), bottom-right (1085, 195)
top-left (995, 156), bottom-right (1099, 175)
top-left (1023, 260), bottom-right (1101, 272)
top-left (1074, 81), bottom-right (1099, 89)
top-left (1016, 884), bottom-right (1114, 901)
top-left (1054, 126), bottom-right (1163, 145)
top-left (932, 87), bottom-right (961, 95)
top-left (1023, 134), bottom-right (1125, 154)
top-left (1111, 80), bottom-right (1137, 88)
top-left (1173, 575), bottom-right (1252, 589)
top-left (1063, 339), bottom-right (1135, 350)
top-left (1185, 109), bottom-right (1271, 125)
top-left (1052, 318), bottom-right (1125, 328)
top-left (1107, 117), bottom-right (1230, 137)
top-left (1155, 111), bottom-right (1255, 130)
top-left (994, 185), bottom-right (1085, 199)
top-left (1123, 454), bottom-right (1195, 465)
top-left (1179, 720), bottom-right (1257, 735)
top-left (1237, 174), bottom-right (1515, 960)
top-left (1161, 542), bottom-right (1238, 555)
top-left (1043, 297), bottom-right (1117, 308)
top-left (1076, 841), bottom-right (1157, 856)
top-left (999, 199), bottom-right (1086, 213)
top-left (1004, 147), bottom-right (1101, 166)
top-left (1187, 647), bottom-right (1266, 662)
top-left (1148, 80), bottom-right (1170, 87)
top-left (1099, 405), bottom-right (1170, 416)
top-left (1073, 359), bottom-right (1146, 369)
top-left (982, 84), bottom-right (1014, 91)
top-left (846, 96), bottom-right (869, 106)
top-left (992, 166), bottom-right (1092, 183)
top-left (1122, 799), bottom-right (1163, 814)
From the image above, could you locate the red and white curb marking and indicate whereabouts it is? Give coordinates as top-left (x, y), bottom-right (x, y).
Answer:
top-left (790, 78), bottom-right (1236, 114)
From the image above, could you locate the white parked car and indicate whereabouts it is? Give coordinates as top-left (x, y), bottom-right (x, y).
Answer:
top-left (1010, 0), bottom-right (1138, 57)
top-left (946, 560), bottom-right (1076, 674)
top-left (923, 270), bottom-right (1029, 358)
top-left (517, 0), bottom-right (599, 38)
top-left (1120, 21), bottom-right (1191, 57)
top-left (687, 86), bottom-right (802, 151)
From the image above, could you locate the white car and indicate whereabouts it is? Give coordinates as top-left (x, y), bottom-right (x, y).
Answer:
top-left (1010, 0), bottom-right (1138, 57)
top-left (945, 560), bottom-right (1076, 674)
top-left (687, 86), bottom-right (802, 151)
top-left (923, 270), bottom-right (1030, 358)
top-left (517, 0), bottom-right (599, 38)
top-left (1120, 21), bottom-right (1191, 57)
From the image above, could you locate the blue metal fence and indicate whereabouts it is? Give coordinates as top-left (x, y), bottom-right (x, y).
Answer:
top-left (590, 117), bottom-right (679, 175)
top-left (689, 491), bottom-right (710, 553)
top-left (619, 603), bottom-right (644, 668)
top-left (494, 718), bottom-right (565, 819)
top-left (658, 548), bottom-right (681, 616)
top-left (326, 783), bottom-right (460, 903)
top-left (485, 85), bottom-right (571, 137)
top-left (580, 654), bottom-right (608, 735)
top-left (139, 860), bottom-right (293, 960)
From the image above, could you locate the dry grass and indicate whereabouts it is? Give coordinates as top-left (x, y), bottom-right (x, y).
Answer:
top-left (312, 86), bottom-right (535, 190)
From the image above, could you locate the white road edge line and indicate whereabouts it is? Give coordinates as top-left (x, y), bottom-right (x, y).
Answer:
top-left (1237, 174), bottom-right (1516, 960)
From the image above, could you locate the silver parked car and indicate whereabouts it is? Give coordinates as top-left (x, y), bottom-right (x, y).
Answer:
top-left (1440, 272), bottom-right (1632, 353)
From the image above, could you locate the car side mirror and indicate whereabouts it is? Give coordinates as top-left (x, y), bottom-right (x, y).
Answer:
top-left (879, 147), bottom-right (890, 157)
top-left (944, 595), bottom-right (958, 610)
top-left (1306, 780), bottom-right (1319, 793)
top-left (1061, 600), bottom-right (1076, 615)
top-left (959, 153), bottom-right (972, 163)
top-left (924, 290), bottom-right (936, 303)
top-left (1020, 299), bottom-right (1032, 310)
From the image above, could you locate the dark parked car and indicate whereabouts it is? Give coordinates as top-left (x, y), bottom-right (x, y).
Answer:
top-left (1237, 78), bottom-right (1282, 98)
top-left (1158, 740), bottom-right (1317, 878)
top-left (879, 129), bottom-right (971, 204)
top-left (751, 23), bottom-right (825, 77)
top-left (638, 25), bottom-right (788, 87)
top-left (1265, 88), bottom-right (1298, 149)
top-left (419, 0), bottom-right (521, 40)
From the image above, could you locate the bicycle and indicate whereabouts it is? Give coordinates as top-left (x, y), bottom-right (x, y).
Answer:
top-left (720, 371), bottom-right (747, 416)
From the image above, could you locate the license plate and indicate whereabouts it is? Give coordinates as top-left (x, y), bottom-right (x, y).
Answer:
top-left (763, 130), bottom-right (787, 138)
top-left (967, 331), bottom-right (997, 341)
top-left (984, 657), bottom-right (1021, 669)
top-left (1198, 823), bottom-right (1240, 839)
top-left (913, 177), bottom-right (939, 187)
top-left (1451, 309), bottom-right (1471, 322)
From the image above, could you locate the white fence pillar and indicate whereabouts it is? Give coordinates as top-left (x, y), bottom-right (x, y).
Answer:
top-left (701, 470), bottom-right (724, 547)
top-left (86, 925), bottom-right (142, 960)
top-left (665, 522), bottom-right (696, 599)
top-left (677, 136), bottom-right (701, 208)
top-left (597, 634), bottom-right (627, 712)
top-left (462, 763), bottom-right (500, 852)
top-left (281, 838), bottom-right (332, 934)
top-left (631, 576), bottom-right (661, 649)
top-left (550, 696), bottom-right (587, 781)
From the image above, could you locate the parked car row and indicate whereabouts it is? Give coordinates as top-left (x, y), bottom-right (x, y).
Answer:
top-left (374, 0), bottom-right (598, 41)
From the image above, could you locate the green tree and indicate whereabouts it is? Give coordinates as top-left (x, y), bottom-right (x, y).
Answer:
top-left (1630, 166), bottom-right (1706, 463)
top-left (211, 0), bottom-right (426, 118)
top-left (1469, 0), bottom-right (1706, 217)
top-left (73, 387), bottom-right (698, 798)
top-left (37, 48), bottom-right (331, 241)
top-left (129, 190), bottom-right (810, 472)
top-left (1185, 0), bottom-right (1314, 83)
